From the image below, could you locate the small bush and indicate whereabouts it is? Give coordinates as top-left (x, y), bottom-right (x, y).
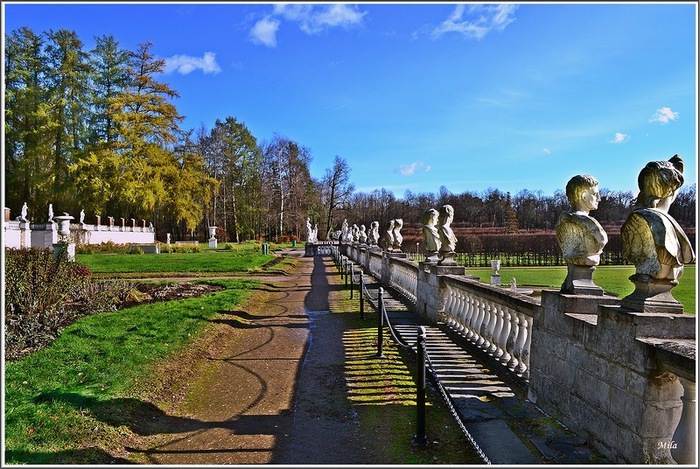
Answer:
top-left (3, 248), bottom-right (134, 361)
top-left (126, 244), bottom-right (144, 255)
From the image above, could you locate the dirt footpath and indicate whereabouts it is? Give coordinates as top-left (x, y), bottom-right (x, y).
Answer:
top-left (126, 254), bottom-right (377, 464)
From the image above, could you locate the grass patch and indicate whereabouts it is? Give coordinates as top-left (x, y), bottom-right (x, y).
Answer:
top-left (4, 278), bottom-right (256, 465)
top-left (466, 264), bottom-right (696, 313)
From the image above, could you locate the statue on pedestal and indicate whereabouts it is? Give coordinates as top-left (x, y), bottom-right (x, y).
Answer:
top-left (383, 219), bottom-right (395, 251)
top-left (422, 208), bottom-right (441, 263)
top-left (48, 204), bottom-right (54, 223)
top-left (19, 202), bottom-right (28, 222)
top-left (306, 217), bottom-right (315, 243)
top-left (555, 174), bottom-right (608, 295)
top-left (341, 219), bottom-right (349, 243)
top-left (438, 205), bottom-right (458, 265)
top-left (358, 224), bottom-right (368, 244)
top-left (369, 221), bottom-right (380, 247)
top-left (391, 218), bottom-right (403, 252)
top-left (621, 155), bottom-right (695, 313)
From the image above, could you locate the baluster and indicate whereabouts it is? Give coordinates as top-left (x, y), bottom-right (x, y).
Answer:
top-left (473, 297), bottom-right (487, 347)
top-left (456, 290), bottom-right (466, 336)
top-left (514, 312), bottom-right (531, 377)
top-left (506, 309), bottom-right (520, 370)
top-left (464, 292), bottom-right (476, 341)
top-left (498, 306), bottom-right (513, 365)
top-left (443, 284), bottom-right (456, 329)
top-left (479, 300), bottom-right (494, 352)
top-left (487, 301), bottom-right (501, 356)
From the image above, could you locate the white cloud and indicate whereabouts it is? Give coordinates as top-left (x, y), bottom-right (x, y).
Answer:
top-left (398, 161), bottom-right (431, 176)
top-left (609, 132), bottom-right (629, 144)
top-left (273, 3), bottom-right (366, 35)
top-left (250, 16), bottom-right (281, 47)
top-left (163, 52), bottom-right (222, 75)
top-left (650, 106), bottom-right (679, 124)
top-left (543, 148), bottom-right (551, 154)
top-left (432, 4), bottom-right (518, 40)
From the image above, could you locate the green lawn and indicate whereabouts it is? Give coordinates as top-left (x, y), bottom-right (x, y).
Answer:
top-left (76, 245), bottom-right (275, 275)
top-left (4, 279), bottom-right (256, 465)
top-left (466, 264), bottom-right (696, 314)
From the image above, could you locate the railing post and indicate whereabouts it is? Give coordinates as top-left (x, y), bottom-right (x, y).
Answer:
top-left (412, 325), bottom-right (428, 447)
top-left (344, 257), bottom-right (349, 287)
top-left (376, 287), bottom-right (385, 358)
top-left (359, 271), bottom-right (365, 320)
top-left (350, 262), bottom-right (354, 299)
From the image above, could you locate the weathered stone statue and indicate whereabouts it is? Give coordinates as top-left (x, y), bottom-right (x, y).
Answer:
top-left (391, 218), bottom-right (403, 251)
top-left (621, 154), bottom-right (695, 313)
top-left (79, 209), bottom-right (85, 225)
top-left (341, 219), bottom-right (349, 243)
top-left (306, 217), bottom-right (314, 243)
top-left (438, 205), bottom-right (458, 265)
top-left (422, 208), bottom-right (441, 264)
top-left (369, 221), bottom-right (380, 247)
top-left (383, 219), bottom-right (396, 251)
top-left (351, 224), bottom-right (360, 243)
top-left (555, 174), bottom-right (608, 295)
top-left (358, 224), bottom-right (368, 244)
top-left (48, 204), bottom-right (54, 223)
top-left (19, 202), bottom-right (28, 222)
top-left (312, 224), bottom-right (318, 242)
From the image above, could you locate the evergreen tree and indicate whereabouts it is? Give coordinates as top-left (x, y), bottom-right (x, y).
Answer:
top-left (4, 27), bottom-right (54, 218)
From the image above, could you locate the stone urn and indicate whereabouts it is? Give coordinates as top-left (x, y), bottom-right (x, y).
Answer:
top-left (490, 259), bottom-right (502, 285)
top-left (53, 214), bottom-right (75, 261)
top-left (208, 226), bottom-right (218, 248)
top-left (54, 214), bottom-right (74, 241)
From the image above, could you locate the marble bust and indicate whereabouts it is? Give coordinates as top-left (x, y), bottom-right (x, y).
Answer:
top-left (384, 219), bottom-right (395, 251)
top-left (358, 224), bottom-right (368, 244)
top-left (555, 174), bottom-right (608, 295)
top-left (391, 218), bottom-right (403, 251)
top-left (422, 208), bottom-right (441, 263)
top-left (621, 155), bottom-right (695, 312)
top-left (369, 221), bottom-right (380, 247)
top-left (438, 205), bottom-right (458, 265)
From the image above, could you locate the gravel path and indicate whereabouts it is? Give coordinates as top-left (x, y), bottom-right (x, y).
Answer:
top-left (125, 254), bottom-right (377, 464)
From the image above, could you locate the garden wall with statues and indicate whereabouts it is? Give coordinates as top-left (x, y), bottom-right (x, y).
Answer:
top-left (330, 154), bottom-right (696, 465)
top-left (4, 207), bottom-right (155, 250)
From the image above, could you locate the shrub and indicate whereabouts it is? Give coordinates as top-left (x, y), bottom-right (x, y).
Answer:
top-left (126, 244), bottom-right (144, 255)
top-left (4, 248), bottom-right (134, 361)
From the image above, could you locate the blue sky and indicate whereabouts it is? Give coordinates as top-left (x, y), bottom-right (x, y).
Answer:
top-left (3, 2), bottom-right (698, 199)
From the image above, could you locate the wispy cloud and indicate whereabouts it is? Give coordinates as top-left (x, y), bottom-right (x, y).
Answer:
top-left (250, 4), bottom-right (366, 47)
top-left (432, 4), bottom-right (518, 40)
top-left (649, 106), bottom-right (679, 124)
top-left (250, 16), bottom-right (281, 47)
top-left (397, 161), bottom-right (431, 176)
top-left (163, 52), bottom-right (221, 75)
top-left (609, 132), bottom-right (629, 144)
top-left (542, 148), bottom-right (551, 154)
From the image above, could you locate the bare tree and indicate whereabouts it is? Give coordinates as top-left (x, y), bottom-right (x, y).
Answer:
top-left (322, 156), bottom-right (355, 240)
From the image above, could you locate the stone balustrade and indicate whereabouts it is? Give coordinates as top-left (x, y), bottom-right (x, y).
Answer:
top-left (335, 240), bottom-right (695, 464)
top-left (442, 275), bottom-right (537, 379)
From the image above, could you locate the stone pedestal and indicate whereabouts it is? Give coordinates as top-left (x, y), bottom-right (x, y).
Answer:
top-left (209, 239), bottom-right (218, 248)
top-left (19, 221), bottom-right (31, 249)
top-left (491, 274), bottom-right (501, 285)
top-left (305, 242), bottom-right (315, 257)
top-left (621, 274), bottom-right (684, 314)
top-left (560, 264), bottom-right (604, 296)
top-left (53, 242), bottom-right (75, 262)
top-left (438, 251), bottom-right (457, 265)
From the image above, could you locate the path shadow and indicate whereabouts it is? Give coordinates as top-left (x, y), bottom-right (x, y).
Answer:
top-left (304, 256), bottom-right (331, 312)
top-left (35, 391), bottom-right (293, 439)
